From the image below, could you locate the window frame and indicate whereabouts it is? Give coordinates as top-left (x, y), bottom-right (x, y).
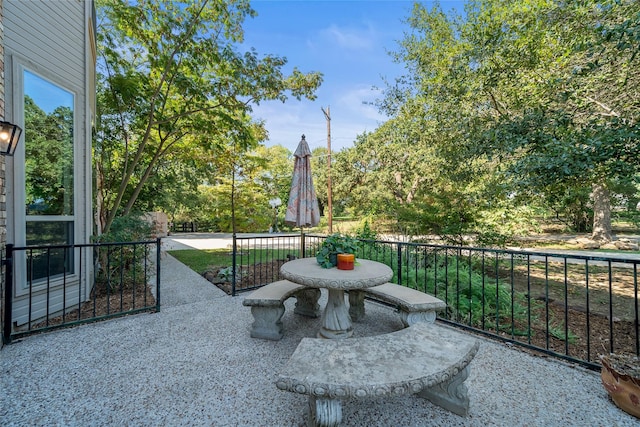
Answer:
top-left (11, 61), bottom-right (82, 295)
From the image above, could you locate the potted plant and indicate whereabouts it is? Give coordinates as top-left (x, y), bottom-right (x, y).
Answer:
top-left (600, 352), bottom-right (640, 418)
top-left (316, 233), bottom-right (359, 268)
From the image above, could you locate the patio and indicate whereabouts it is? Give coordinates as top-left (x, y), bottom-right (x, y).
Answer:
top-left (0, 245), bottom-right (638, 426)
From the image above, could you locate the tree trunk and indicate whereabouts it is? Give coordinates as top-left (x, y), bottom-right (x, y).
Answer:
top-left (591, 183), bottom-right (612, 243)
top-left (95, 163), bottom-right (106, 236)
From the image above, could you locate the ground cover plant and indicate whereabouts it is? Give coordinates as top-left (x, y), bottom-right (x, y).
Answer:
top-left (304, 237), bottom-right (639, 366)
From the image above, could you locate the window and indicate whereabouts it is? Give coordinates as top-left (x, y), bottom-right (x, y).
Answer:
top-left (22, 70), bottom-right (76, 283)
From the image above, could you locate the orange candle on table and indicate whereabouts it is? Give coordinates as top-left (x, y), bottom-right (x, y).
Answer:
top-left (337, 253), bottom-right (355, 270)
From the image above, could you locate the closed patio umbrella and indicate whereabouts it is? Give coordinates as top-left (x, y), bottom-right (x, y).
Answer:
top-left (284, 134), bottom-right (320, 229)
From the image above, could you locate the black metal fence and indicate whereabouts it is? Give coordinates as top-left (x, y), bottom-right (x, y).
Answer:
top-left (234, 233), bottom-right (640, 370)
top-left (2, 239), bottom-right (161, 344)
top-left (231, 234), bottom-right (304, 295)
top-left (170, 221), bottom-right (219, 233)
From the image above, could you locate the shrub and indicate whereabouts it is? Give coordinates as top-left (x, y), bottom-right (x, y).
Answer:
top-left (93, 214), bottom-right (155, 294)
top-left (315, 233), bottom-right (359, 268)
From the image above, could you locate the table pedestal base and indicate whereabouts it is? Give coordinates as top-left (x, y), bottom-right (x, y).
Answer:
top-left (318, 289), bottom-right (353, 339)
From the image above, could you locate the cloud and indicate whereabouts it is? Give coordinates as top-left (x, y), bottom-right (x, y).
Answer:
top-left (251, 82), bottom-right (392, 152)
top-left (319, 23), bottom-right (376, 51)
top-left (251, 101), bottom-right (327, 150)
top-left (337, 85), bottom-right (387, 121)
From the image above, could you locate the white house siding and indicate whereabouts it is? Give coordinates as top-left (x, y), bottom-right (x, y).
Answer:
top-left (0, 0), bottom-right (7, 345)
top-left (4, 0), bottom-right (94, 327)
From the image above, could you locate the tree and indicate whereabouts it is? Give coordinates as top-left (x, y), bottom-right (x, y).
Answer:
top-left (25, 97), bottom-right (74, 215)
top-left (472, 0), bottom-right (640, 241)
top-left (175, 143), bottom-right (293, 232)
top-left (378, 0), bottom-right (640, 242)
top-left (95, 0), bottom-right (322, 233)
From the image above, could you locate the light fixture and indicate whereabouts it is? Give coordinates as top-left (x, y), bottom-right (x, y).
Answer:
top-left (0, 120), bottom-right (22, 156)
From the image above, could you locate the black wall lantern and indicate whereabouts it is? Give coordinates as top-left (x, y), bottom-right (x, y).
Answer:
top-left (0, 121), bottom-right (22, 156)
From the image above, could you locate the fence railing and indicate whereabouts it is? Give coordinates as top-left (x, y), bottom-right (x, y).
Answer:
top-left (231, 234), bottom-right (304, 295)
top-left (2, 239), bottom-right (161, 344)
top-left (234, 233), bottom-right (640, 371)
top-left (170, 221), bottom-right (219, 233)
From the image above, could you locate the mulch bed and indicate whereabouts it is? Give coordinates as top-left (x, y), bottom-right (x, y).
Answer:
top-left (203, 259), bottom-right (288, 295)
top-left (488, 302), bottom-right (637, 365)
top-left (31, 286), bottom-right (157, 329)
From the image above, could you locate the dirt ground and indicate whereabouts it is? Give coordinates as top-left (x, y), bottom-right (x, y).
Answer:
top-left (32, 286), bottom-right (157, 330)
top-left (505, 261), bottom-right (639, 364)
top-left (496, 301), bottom-right (637, 365)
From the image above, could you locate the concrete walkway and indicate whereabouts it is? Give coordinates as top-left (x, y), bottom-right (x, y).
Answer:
top-left (0, 236), bottom-right (638, 426)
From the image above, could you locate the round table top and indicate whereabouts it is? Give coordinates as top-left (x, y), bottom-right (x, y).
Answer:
top-left (280, 257), bottom-right (393, 290)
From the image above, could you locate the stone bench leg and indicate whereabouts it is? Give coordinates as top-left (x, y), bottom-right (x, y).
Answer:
top-left (348, 290), bottom-right (365, 322)
top-left (294, 288), bottom-right (321, 318)
top-left (417, 365), bottom-right (470, 416)
top-left (309, 396), bottom-right (342, 427)
top-left (249, 305), bottom-right (285, 340)
top-left (400, 309), bottom-right (437, 327)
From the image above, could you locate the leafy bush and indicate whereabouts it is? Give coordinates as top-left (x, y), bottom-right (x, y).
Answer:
top-left (93, 214), bottom-right (155, 293)
top-left (357, 246), bottom-right (576, 339)
top-left (94, 214), bottom-right (154, 244)
top-left (217, 266), bottom-right (240, 282)
top-left (316, 233), bottom-right (359, 268)
top-left (354, 220), bottom-right (377, 241)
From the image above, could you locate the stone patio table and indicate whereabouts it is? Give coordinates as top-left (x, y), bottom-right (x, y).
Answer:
top-left (280, 258), bottom-right (393, 339)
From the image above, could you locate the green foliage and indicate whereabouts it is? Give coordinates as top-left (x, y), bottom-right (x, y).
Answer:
top-left (354, 220), bottom-right (378, 241)
top-left (473, 230), bottom-right (510, 249)
top-left (95, 0), bottom-right (322, 233)
top-left (366, 0), bottom-right (640, 240)
top-left (24, 96), bottom-right (74, 215)
top-left (91, 214), bottom-right (155, 294)
top-left (168, 248), bottom-right (299, 273)
top-left (168, 249), bottom-right (233, 273)
top-left (394, 251), bottom-right (530, 328)
top-left (217, 266), bottom-right (240, 282)
top-left (93, 214), bottom-right (153, 243)
top-left (548, 322), bottom-right (578, 344)
top-left (475, 204), bottom-right (542, 247)
top-left (356, 246), bottom-right (576, 339)
top-left (315, 233), bottom-right (359, 268)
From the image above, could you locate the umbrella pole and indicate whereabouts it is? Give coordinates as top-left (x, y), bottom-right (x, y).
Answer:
top-left (299, 228), bottom-right (305, 259)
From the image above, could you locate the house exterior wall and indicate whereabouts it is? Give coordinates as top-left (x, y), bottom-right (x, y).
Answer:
top-left (3, 0), bottom-right (94, 327)
top-left (0, 0), bottom-right (6, 346)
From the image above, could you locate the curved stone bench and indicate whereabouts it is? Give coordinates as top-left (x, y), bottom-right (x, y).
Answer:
top-left (243, 280), bottom-right (320, 340)
top-left (349, 283), bottom-right (447, 326)
top-left (276, 323), bottom-right (479, 426)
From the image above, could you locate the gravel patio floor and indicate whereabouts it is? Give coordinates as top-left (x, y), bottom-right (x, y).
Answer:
top-left (1, 244), bottom-right (638, 426)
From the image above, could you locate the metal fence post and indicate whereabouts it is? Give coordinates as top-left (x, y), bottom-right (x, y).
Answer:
top-left (155, 238), bottom-right (161, 312)
top-left (232, 233), bottom-right (237, 296)
top-left (3, 244), bottom-right (14, 344)
top-left (396, 242), bottom-right (402, 285)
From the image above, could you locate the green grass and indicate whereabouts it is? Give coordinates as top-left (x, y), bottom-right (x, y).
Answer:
top-left (168, 249), bottom-right (233, 273)
top-left (548, 323), bottom-right (579, 344)
top-left (595, 249), bottom-right (640, 255)
top-left (168, 248), bottom-right (300, 274)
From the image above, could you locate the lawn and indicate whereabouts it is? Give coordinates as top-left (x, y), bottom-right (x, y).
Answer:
top-left (168, 248), bottom-right (299, 274)
top-left (168, 249), bottom-right (233, 273)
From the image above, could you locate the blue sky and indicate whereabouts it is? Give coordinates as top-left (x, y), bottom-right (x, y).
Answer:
top-left (242, 0), bottom-right (466, 152)
top-left (25, 70), bottom-right (73, 114)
